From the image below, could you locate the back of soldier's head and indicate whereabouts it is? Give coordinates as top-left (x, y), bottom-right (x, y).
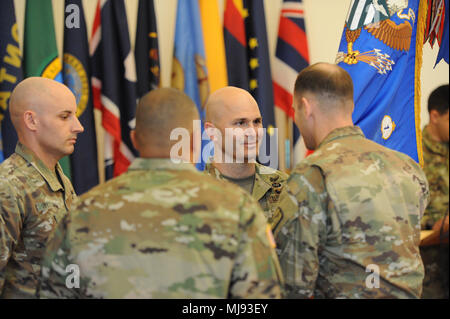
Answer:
top-left (294, 63), bottom-right (354, 115)
top-left (428, 84), bottom-right (449, 115)
top-left (134, 88), bottom-right (199, 151)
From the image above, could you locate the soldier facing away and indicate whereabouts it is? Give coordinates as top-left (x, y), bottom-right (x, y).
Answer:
top-left (38, 88), bottom-right (283, 299)
top-left (204, 87), bottom-right (295, 232)
top-left (275, 63), bottom-right (429, 298)
top-left (0, 77), bottom-right (83, 298)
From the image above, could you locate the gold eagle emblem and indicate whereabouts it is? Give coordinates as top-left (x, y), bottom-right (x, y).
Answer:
top-left (336, 0), bottom-right (415, 74)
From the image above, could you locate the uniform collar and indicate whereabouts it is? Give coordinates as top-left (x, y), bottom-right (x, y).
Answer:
top-left (205, 158), bottom-right (279, 201)
top-left (422, 125), bottom-right (449, 157)
top-left (128, 158), bottom-right (198, 172)
top-left (15, 143), bottom-right (65, 193)
top-left (317, 126), bottom-right (365, 149)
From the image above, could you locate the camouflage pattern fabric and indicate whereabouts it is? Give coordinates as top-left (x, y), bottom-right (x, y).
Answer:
top-left (38, 158), bottom-right (283, 299)
top-left (275, 126), bottom-right (429, 299)
top-left (420, 244), bottom-right (449, 299)
top-left (421, 125), bottom-right (449, 230)
top-left (420, 126), bottom-right (449, 299)
top-left (205, 161), bottom-right (294, 232)
top-left (0, 143), bottom-right (76, 298)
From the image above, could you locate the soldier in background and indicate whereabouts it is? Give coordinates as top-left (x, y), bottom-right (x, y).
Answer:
top-left (0, 77), bottom-right (83, 298)
top-left (420, 84), bottom-right (449, 299)
top-left (204, 87), bottom-right (295, 231)
top-left (275, 63), bottom-right (429, 298)
top-left (38, 88), bottom-right (283, 299)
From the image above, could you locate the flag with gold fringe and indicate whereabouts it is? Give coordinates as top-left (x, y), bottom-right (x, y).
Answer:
top-left (336, 0), bottom-right (428, 165)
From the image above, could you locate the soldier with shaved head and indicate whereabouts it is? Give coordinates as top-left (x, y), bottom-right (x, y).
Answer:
top-left (0, 77), bottom-right (83, 298)
top-left (276, 63), bottom-right (429, 299)
top-left (204, 87), bottom-right (294, 232)
top-left (38, 88), bottom-right (283, 299)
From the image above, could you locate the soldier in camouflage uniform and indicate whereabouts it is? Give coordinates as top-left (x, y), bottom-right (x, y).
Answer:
top-left (420, 84), bottom-right (449, 299)
top-left (204, 87), bottom-right (293, 231)
top-left (275, 63), bottom-right (429, 299)
top-left (38, 88), bottom-right (283, 299)
top-left (0, 78), bottom-right (82, 298)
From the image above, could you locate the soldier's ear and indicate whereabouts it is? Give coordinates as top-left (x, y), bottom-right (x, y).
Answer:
top-left (130, 130), bottom-right (138, 150)
top-left (302, 97), bottom-right (313, 119)
top-left (23, 110), bottom-right (38, 131)
top-left (429, 109), bottom-right (441, 124)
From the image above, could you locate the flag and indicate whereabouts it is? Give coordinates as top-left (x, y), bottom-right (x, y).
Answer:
top-left (0, 0), bottom-right (22, 163)
top-left (435, 0), bottom-right (449, 65)
top-left (63, 0), bottom-right (99, 194)
top-left (224, 0), bottom-right (278, 168)
top-left (434, 0), bottom-right (450, 67)
top-left (172, 0), bottom-right (210, 170)
top-left (23, 0), bottom-right (72, 177)
top-left (424, 0), bottom-right (446, 48)
top-left (135, 0), bottom-right (160, 98)
top-left (199, 0), bottom-right (228, 92)
top-left (90, 0), bottom-right (138, 180)
top-left (336, 0), bottom-right (428, 164)
top-left (346, 0), bottom-right (391, 31)
top-left (273, 0), bottom-right (310, 170)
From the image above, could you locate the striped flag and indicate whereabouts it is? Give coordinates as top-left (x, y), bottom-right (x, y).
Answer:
top-left (346, 0), bottom-right (391, 31)
top-left (424, 0), bottom-right (449, 66)
top-left (0, 0), bottom-right (22, 163)
top-left (224, 0), bottom-right (278, 168)
top-left (63, 0), bottom-right (99, 194)
top-left (90, 0), bottom-right (138, 180)
top-left (273, 0), bottom-right (310, 170)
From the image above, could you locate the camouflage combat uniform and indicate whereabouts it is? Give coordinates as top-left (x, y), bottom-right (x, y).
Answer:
top-left (0, 143), bottom-right (76, 298)
top-left (205, 161), bottom-right (294, 232)
top-left (275, 126), bottom-right (429, 299)
top-left (420, 125), bottom-right (449, 299)
top-left (421, 125), bottom-right (449, 229)
top-left (38, 158), bottom-right (283, 299)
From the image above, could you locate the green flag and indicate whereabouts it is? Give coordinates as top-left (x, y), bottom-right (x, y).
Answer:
top-left (23, 0), bottom-right (71, 179)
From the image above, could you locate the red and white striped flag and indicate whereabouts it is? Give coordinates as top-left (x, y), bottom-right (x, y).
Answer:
top-left (273, 0), bottom-right (311, 170)
top-left (90, 0), bottom-right (138, 180)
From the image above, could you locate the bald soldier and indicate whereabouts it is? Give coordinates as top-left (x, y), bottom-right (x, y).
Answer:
top-left (275, 63), bottom-right (429, 298)
top-left (38, 88), bottom-right (283, 299)
top-left (0, 77), bottom-right (83, 298)
top-left (204, 87), bottom-right (293, 231)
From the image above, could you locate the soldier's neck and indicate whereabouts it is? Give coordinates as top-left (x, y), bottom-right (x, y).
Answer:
top-left (426, 124), bottom-right (445, 143)
top-left (22, 140), bottom-right (59, 172)
top-left (213, 162), bottom-right (256, 179)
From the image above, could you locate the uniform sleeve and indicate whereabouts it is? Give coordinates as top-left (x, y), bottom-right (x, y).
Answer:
top-left (275, 164), bottom-right (328, 298)
top-left (0, 183), bottom-right (23, 293)
top-left (37, 211), bottom-right (84, 299)
top-left (228, 193), bottom-right (284, 299)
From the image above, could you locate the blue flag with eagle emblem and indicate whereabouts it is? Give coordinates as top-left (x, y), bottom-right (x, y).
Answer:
top-left (336, 0), bottom-right (427, 165)
top-left (63, 0), bottom-right (99, 194)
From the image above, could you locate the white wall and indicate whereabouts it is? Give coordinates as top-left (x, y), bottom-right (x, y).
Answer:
top-left (13, 0), bottom-right (449, 128)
